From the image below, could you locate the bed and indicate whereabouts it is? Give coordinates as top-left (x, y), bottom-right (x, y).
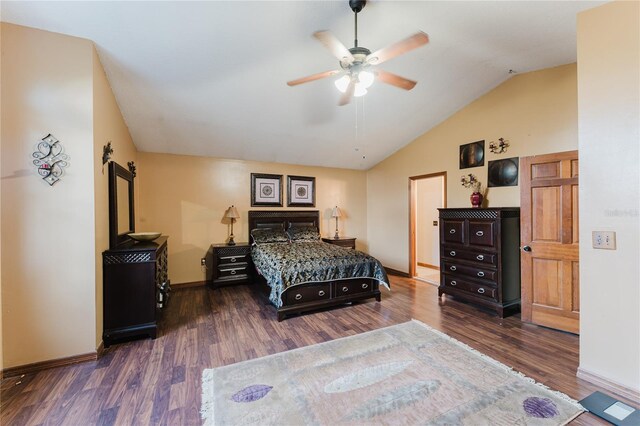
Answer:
top-left (248, 210), bottom-right (390, 321)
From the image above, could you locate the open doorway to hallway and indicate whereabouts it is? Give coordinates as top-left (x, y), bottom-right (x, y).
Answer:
top-left (409, 172), bottom-right (446, 286)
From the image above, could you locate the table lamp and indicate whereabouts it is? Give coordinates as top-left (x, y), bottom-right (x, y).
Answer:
top-left (331, 206), bottom-right (342, 239)
top-left (224, 205), bottom-right (240, 246)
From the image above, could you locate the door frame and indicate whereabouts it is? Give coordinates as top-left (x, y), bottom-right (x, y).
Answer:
top-left (409, 172), bottom-right (447, 277)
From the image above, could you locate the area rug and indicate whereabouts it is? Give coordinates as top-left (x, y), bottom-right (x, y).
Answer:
top-left (201, 320), bottom-right (584, 425)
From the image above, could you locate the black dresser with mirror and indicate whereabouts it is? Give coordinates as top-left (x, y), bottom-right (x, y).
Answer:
top-left (102, 161), bottom-right (169, 347)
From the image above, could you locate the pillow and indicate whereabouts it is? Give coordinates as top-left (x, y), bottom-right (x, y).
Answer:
top-left (287, 225), bottom-right (321, 242)
top-left (250, 228), bottom-right (289, 245)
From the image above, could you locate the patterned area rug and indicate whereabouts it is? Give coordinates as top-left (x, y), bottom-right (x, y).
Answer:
top-left (201, 320), bottom-right (584, 425)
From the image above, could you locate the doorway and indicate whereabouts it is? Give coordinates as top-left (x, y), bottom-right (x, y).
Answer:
top-left (409, 172), bottom-right (446, 284)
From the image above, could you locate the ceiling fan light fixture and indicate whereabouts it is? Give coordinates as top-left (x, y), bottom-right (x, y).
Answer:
top-left (354, 85), bottom-right (368, 97)
top-left (334, 75), bottom-right (351, 93)
top-left (335, 73), bottom-right (372, 97)
top-left (357, 70), bottom-right (374, 88)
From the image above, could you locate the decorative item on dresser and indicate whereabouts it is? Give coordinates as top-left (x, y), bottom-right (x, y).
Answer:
top-left (438, 208), bottom-right (521, 317)
top-left (461, 173), bottom-right (485, 208)
top-left (224, 205), bottom-right (240, 246)
top-left (206, 243), bottom-right (254, 288)
top-left (322, 236), bottom-right (356, 249)
top-left (331, 206), bottom-right (342, 238)
top-left (103, 236), bottom-right (170, 346)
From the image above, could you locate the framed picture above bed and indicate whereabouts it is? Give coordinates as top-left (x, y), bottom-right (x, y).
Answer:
top-left (251, 173), bottom-right (283, 207)
top-left (287, 175), bottom-right (316, 207)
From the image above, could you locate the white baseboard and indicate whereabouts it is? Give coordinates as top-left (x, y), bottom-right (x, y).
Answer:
top-left (577, 366), bottom-right (640, 405)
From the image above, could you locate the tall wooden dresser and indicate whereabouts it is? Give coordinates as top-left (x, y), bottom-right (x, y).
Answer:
top-left (103, 236), bottom-right (169, 346)
top-left (438, 208), bottom-right (521, 317)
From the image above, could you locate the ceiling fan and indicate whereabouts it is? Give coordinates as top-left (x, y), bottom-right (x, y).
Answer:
top-left (287, 0), bottom-right (429, 106)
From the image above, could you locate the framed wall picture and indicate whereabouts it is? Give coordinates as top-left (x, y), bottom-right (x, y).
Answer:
top-left (488, 157), bottom-right (519, 187)
top-left (251, 173), bottom-right (283, 207)
top-left (459, 140), bottom-right (485, 169)
top-left (287, 175), bottom-right (316, 207)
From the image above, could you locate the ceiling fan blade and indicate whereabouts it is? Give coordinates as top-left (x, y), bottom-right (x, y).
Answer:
top-left (287, 70), bottom-right (341, 86)
top-left (376, 70), bottom-right (418, 91)
top-left (338, 79), bottom-right (356, 106)
top-left (314, 31), bottom-right (355, 64)
top-left (367, 31), bottom-right (429, 65)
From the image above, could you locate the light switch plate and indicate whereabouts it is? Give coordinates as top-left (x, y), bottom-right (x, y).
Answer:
top-left (592, 231), bottom-right (616, 250)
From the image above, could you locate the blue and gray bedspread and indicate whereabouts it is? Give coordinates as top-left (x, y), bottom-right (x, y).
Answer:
top-left (252, 241), bottom-right (390, 308)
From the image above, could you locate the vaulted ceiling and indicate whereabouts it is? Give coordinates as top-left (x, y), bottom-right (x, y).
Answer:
top-left (2, 1), bottom-right (603, 170)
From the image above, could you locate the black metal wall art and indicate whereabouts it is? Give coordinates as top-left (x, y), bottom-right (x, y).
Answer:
top-left (127, 161), bottom-right (137, 178)
top-left (488, 157), bottom-right (519, 187)
top-left (459, 140), bottom-right (485, 169)
top-left (32, 134), bottom-right (70, 186)
top-left (102, 141), bottom-right (113, 166)
top-left (489, 137), bottom-right (510, 154)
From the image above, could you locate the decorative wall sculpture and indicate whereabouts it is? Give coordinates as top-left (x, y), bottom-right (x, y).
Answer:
top-left (32, 134), bottom-right (70, 186)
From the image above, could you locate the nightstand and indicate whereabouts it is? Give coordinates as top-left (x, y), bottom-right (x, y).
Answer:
top-left (206, 243), bottom-right (254, 288)
top-left (322, 237), bottom-right (356, 249)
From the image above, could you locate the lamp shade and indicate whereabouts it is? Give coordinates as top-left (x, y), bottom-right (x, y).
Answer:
top-left (331, 206), bottom-right (342, 218)
top-left (224, 205), bottom-right (240, 219)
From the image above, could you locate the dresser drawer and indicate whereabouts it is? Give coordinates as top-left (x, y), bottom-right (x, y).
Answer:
top-left (286, 283), bottom-right (331, 305)
top-left (442, 220), bottom-right (465, 244)
top-left (218, 252), bottom-right (249, 264)
top-left (443, 275), bottom-right (497, 301)
top-left (217, 264), bottom-right (248, 279)
top-left (333, 279), bottom-right (374, 297)
top-left (443, 261), bottom-right (497, 282)
top-left (468, 221), bottom-right (495, 247)
top-left (443, 247), bottom-right (497, 266)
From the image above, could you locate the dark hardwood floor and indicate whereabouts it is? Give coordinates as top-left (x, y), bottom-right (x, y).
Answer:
top-left (0, 275), bottom-right (625, 425)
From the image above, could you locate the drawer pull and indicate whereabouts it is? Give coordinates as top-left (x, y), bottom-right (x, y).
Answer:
top-left (318, 290), bottom-right (325, 296)
top-left (230, 270), bottom-right (237, 275)
top-left (477, 271), bottom-right (485, 277)
top-left (450, 280), bottom-right (457, 286)
top-left (295, 294), bottom-right (303, 300)
top-left (450, 251), bottom-right (456, 257)
top-left (230, 257), bottom-right (237, 262)
top-left (361, 283), bottom-right (369, 289)
top-left (342, 286), bottom-right (349, 292)
top-left (478, 288), bottom-right (485, 294)
top-left (476, 255), bottom-right (484, 261)
top-left (450, 266), bottom-right (457, 271)
top-left (449, 229), bottom-right (456, 234)
top-left (476, 230), bottom-right (484, 236)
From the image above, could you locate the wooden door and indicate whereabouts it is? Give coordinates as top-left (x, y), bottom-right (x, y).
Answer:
top-left (520, 151), bottom-right (579, 334)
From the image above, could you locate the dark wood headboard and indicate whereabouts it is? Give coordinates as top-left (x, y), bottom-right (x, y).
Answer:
top-left (248, 210), bottom-right (320, 233)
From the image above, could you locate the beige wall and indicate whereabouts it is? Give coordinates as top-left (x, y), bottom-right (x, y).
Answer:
top-left (577, 1), bottom-right (640, 393)
top-left (416, 176), bottom-right (443, 266)
top-left (0, 23), bottom-right (4, 372)
top-left (92, 47), bottom-right (137, 348)
top-left (1, 23), bottom-right (97, 367)
top-left (137, 152), bottom-right (367, 284)
top-left (367, 64), bottom-right (578, 272)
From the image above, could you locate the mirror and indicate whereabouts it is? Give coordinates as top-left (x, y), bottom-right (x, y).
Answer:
top-left (116, 177), bottom-right (130, 233)
top-left (109, 161), bottom-right (135, 248)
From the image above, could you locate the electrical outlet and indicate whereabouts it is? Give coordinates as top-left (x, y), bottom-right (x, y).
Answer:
top-left (200, 258), bottom-right (206, 266)
top-left (592, 231), bottom-right (616, 250)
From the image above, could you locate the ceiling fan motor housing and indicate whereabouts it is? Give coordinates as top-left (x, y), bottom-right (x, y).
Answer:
top-left (349, 0), bottom-right (366, 13)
